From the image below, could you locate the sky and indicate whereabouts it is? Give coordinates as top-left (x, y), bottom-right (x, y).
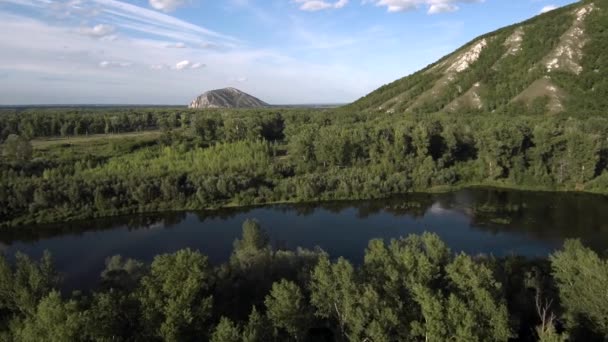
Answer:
top-left (0, 0), bottom-right (579, 105)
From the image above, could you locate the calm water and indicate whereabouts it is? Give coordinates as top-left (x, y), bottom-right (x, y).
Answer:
top-left (1, 188), bottom-right (608, 290)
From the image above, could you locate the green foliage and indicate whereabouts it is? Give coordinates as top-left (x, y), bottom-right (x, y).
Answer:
top-left (310, 256), bottom-right (399, 341)
top-left (231, 219), bottom-right (272, 271)
top-left (265, 279), bottom-right (310, 341)
top-left (211, 317), bottom-right (241, 342)
top-left (0, 252), bottom-right (58, 318)
top-left (310, 256), bottom-right (359, 338)
top-left (2, 106), bottom-right (608, 227)
top-left (234, 219), bottom-right (270, 253)
top-left (550, 240), bottom-right (608, 338)
top-left (0, 224), bottom-right (604, 341)
top-left (536, 315), bottom-right (568, 342)
top-left (137, 249), bottom-right (214, 342)
top-left (342, 0), bottom-right (605, 116)
top-left (12, 291), bottom-right (84, 342)
top-left (1, 134), bottom-right (32, 162)
top-left (242, 306), bottom-right (271, 342)
top-left (100, 255), bottom-right (146, 291)
top-left (83, 290), bottom-right (142, 342)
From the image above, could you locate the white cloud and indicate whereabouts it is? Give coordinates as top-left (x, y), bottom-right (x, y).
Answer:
top-left (91, 0), bottom-right (237, 44)
top-left (230, 76), bottom-right (248, 83)
top-left (539, 5), bottom-right (558, 14)
top-left (174, 60), bottom-right (205, 70)
top-left (0, 3), bottom-right (378, 105)
top-left (150, 64), bottom-right (168, 70)
top-left (174, 60), bottom-right (191, 70)
top-left (295, 0), bottom-right (348, 11)
top-left (78, 24), bottom-right (115, 38)
top-left (148, 0), bottom-right (187, 12)
top-left (366, 0), bottom-right (483, 14)
top-left (99, 60), bottom-right (132, 68)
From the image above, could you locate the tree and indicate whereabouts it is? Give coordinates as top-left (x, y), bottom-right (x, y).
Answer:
top-left (534, 293), bottom-right (568, 342)
top-left (264, 280), bottom-right (310, 341)
top-left (1, 134), bottom-right (32, 162)
top-left (0, 252), bottom-right (58, 317)
top-left (364, 233), bottom-right (450, 295)
top-left (211, 317), bottom-right (241, 342)
top-left (84, 290), bottom-right (142, 341)
top-left (13, 291), bottom-right (84, 342)
top-left (100, 255), bottom-right (146, 291)
top-left (137, 249), bottom-right (214, 342)
top-left (242, 306), bottom-right (271, 342)
top-left (231, 219), bottom-right (272, 270)
top-left (310, 256), bottom-right (359, 339)
top-left (234, 219), bottom-right (270, 252)
top-left (550, 240), bottom-right (608, 338)
top-left (412, 254), bottom-right (511, 342)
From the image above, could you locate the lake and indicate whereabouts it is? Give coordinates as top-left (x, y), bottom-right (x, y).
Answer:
top-left (1, 188), bottom-right (608, 291)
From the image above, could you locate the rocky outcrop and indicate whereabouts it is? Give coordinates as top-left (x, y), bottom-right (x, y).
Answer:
top-left (188, 87), bottom-right (268, 109)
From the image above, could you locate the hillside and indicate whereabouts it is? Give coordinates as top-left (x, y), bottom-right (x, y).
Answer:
top-left (348, 0), bottom-right (608, 116)
top-left (189, 87), bottom-right (268, 109)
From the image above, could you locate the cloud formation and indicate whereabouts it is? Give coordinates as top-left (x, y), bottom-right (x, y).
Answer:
top-left (174, 60), bottom-right (205, 70)
top-left (99, 61), bottom-right (132, 68)
top-left (0, 0), bottom-right (424, 105)
top-left (366, 0), bottom-right (483, 14)
top-left (78, 24), bottom-right (115, 38)
top-left (539, 5), bottom-right (558, 14)
top-left (149, 0), bottom-right (187, 12)
top-left (295, 0), bottom-right (348, 11)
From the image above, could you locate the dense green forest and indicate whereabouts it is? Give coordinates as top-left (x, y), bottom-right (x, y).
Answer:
top-left (2, 0), bottom-right (608, 227)
top-left (347, 0), bottom-right (608, 116)
top-left (2, 0), bottom-right (608, 340)
top-left (1, 106), bottom-right (608, 227)
top-left (0, 220), bottom-right (606, 341)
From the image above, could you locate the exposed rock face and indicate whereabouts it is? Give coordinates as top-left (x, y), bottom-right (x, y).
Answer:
top-left (188, 87), bottom-right (268, 109)
top-left (503, 27), bottom-right (525, 57)
top-left (544, 4), bottom-right (594, 75)
top-left (446, 39), bottom-right (488, 73)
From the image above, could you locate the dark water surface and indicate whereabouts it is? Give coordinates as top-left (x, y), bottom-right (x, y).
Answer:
top-left (2, 188), bottom-right (608, 290)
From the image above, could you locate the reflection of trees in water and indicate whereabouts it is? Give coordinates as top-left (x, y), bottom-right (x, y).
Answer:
top-left (380, 194), bottom-right (436, 218)
top-left (3, 188), bottom-right (608, 254)
top-left (274, 195), bottom-right (436, 219)
top-left (191, 195), bottom-right (437, 222)
top-left (455, 189), bottom-right (608, 253)
top-left (0, 212), bottom-right (188, 244)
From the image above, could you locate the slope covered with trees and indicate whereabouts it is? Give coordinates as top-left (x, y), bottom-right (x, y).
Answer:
top-left (346, 0), bottom-right (608, 117)
top-left (0, 221), bottom-right (607, 341)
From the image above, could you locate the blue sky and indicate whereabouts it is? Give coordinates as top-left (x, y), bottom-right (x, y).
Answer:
top-left (0, 0), bottom-right (578, 105)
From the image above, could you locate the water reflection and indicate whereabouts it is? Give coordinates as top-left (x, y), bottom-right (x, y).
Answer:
top-left (1, 188), bottom-right (607, 290)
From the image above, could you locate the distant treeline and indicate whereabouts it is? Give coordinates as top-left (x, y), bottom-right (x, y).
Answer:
top-left (1, 221), bottom-right (607, 341)
top-left (1, 107), bottom-right (608, 226)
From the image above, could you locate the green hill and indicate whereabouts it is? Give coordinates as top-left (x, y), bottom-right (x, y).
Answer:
top-left (347, 0), bottom-right (608, 116)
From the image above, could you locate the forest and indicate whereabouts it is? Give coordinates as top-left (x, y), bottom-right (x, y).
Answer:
top-left (0, 220), bottom-right (606, 341)
top-left (347, 0), bottom-right (608, 117)
top-left (1, 106), bottom-right (608, 227)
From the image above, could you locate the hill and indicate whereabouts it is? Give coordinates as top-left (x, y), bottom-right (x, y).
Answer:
top-left (347, 0), bottom-right (608, 116)
top-left (189, 87), bottom-right (268, 109)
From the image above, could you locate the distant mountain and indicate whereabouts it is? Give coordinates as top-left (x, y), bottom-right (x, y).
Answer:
top-left (188, 87), bottom-right (268, 109)
top-left (347, 0), bottom-right (608, 116)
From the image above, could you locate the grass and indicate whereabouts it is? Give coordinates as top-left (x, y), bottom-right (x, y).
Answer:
top-left (31, 131), bottom-right (162, 148)
top-left (31, 130), bottom-right (162, 161)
